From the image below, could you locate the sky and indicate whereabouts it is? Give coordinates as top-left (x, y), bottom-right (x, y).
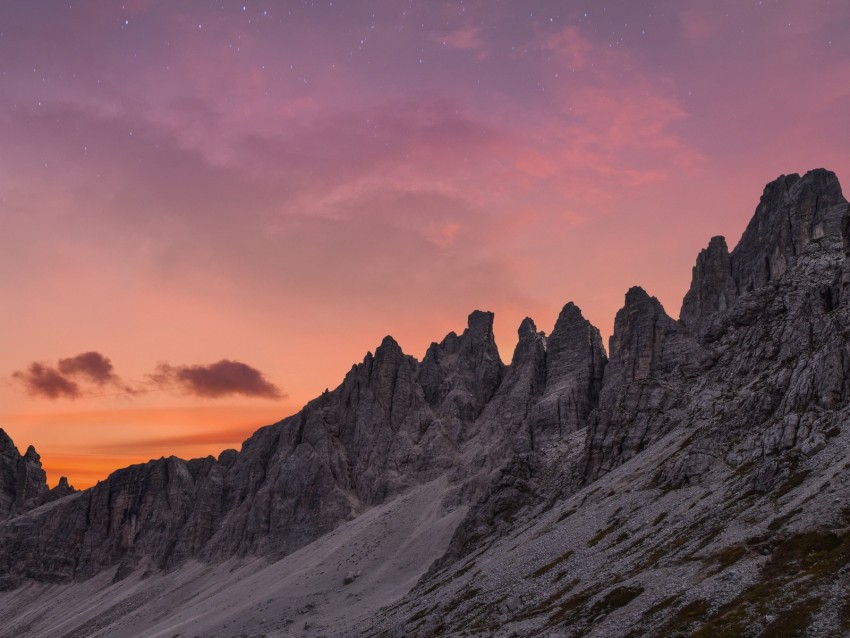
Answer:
top-left (1, 0), bottom-right (849, 489)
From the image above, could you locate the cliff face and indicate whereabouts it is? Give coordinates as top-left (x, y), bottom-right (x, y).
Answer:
top-left (366, 170), bottom-right (850, 637)
top-left (0, 306), bottom-right (606, 587)
top-left (0, 432), bottom-right (71, 520)
top-left (2, 168), bottom-right (850, 638)
top-left (585, 169), bottom-right (850, 488)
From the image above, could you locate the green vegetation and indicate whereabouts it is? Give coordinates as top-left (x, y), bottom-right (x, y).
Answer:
top-left (544, 582), bottom-right (641, 633)
top-left (643, 595), bottom-right (679, 617)
top-left (507, 578), bottom-right (581, 624)
top-left (589, 519), bottom-right (622, 547)
top-left (761, 598), bottom-right (822, 638)
top-left (589, 586), bottom-right (644, 615)
top-left (688, 530), bottom-right (850, 636)
top-left (775, 470), bottom-right (810, 499)
top-left (707, 545), bottom-right (746, 574)
top-left (767, 507), bottom-right (802, 532)
top-left (557, 508), bottom-right (576, 523)
top-left (527, 550), bottom-right (574, 579)
top-left (659, 599), bottom-right (710, 635)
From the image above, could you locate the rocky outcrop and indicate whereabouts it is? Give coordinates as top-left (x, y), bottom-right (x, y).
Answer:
top-left (528, 303), bottom-right (606, 448)
top-left (583, 288), bottom-right (698, 482)
top-left (731, 169), bottom-right (847, 293)
top-left (419, 310), bottom-right (505, 429)
top-left (368, 169), bottom-right (850, 638)
top-left (0, 431), bottom-right (50, 519)
top-left (681, 169), bottom-right (848, 339)
top-left (679, 235), bottom-right (737, 336)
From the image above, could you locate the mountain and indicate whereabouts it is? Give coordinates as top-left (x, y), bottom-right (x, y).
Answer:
top-left (0, 432), bottom-right (74, 521)
top-left (1, 168), bottom-right (849, 637)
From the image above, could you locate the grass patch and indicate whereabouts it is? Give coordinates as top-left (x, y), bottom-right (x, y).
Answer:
top-left (557, 508), bottom-right (576, 523)
top-left (706, 545), bottom-right (746, 574)
top-left (644, 595), bottom-right (679, 618)
top-left (734, 461), bottom-right (755, 476)
top-left (762, 597), bottom-right (822, 637)
top-left (589, 519), bottom-right (621, 547)
top-left (545, 587), bottom-right (600, 629)
top-left (767, 507), bottom-right (802, 532)
top-left (589, 586), bottom-right (644, 615)
top-left (508, 578), bottom-right (581, 624)
top-left (775, 470), bottom-right (810, 499)
top-left (527, 550), bottom-right (574, 579)
top-left (660, 599), bottom-right (710, 635)
top-left (689, 530), bottom-right (850, 636)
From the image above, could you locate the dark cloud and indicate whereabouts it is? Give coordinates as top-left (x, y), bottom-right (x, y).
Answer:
top-left (12, 363), bottom-right (82, 399)
top-left (57, 351), bottom-right (117, 385)
top-left (151, 360), bottom-right (284, 399)
top-left (13, 354), bottom-right (282, 401)
top-left (13, 351), bottom-right (133, 399)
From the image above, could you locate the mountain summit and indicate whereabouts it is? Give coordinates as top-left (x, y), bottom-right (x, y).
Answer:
top-left (2, 169), bottom-right (850, 637)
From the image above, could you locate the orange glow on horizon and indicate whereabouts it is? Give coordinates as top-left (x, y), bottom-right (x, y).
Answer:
top-left (1, 404), bottom-right (296, 489)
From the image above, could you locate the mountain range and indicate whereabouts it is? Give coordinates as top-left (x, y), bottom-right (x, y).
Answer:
top-left (1, 168), bottom-right (849, 637)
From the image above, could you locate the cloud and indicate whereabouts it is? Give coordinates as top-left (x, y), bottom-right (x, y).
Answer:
top-left (12, 363), bottom-right (82, 399)
top-left (11, 351), bottom-right (134, 399)
top-left (150, 359), bottom-right (284, 399)
top-left (57, 351), bottom-right (117, 385)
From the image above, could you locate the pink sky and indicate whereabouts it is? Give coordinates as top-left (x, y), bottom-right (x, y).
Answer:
top-left (1, 0), bottom-right (849, 487)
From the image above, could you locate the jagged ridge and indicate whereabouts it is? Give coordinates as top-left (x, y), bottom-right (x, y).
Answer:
top-left (1, 168), bottom-right (849, 638)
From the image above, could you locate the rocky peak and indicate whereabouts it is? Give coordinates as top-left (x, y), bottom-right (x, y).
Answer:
top-left (511, 317), bottom-right (547, 369)
top-left (731, 168), bottom-right (848, 293)
top-left (23, 445), bottom-right (40, 464)
top-left (679, 235), bottom-right (737, 337)
top-left (0, 430), bottom-right (49, 519)
top-left (0, 430), bottom-right (17, 458)
top-left (583, 288), bottom-right (698, 482)
top-left (368, 335), bottom-right (415, 415)
top-left (525, 303), bottom-right (607, 448)
top-left (547, 303), bottom-right (607, 387)
top-left (418, 311), bottom-right (504, 421)
top-left (607, 287), bottom-right (681, 383)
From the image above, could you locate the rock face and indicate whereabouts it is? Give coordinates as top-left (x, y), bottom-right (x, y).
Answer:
top-left (583, 287), bottom-right (697, 482)
top-left (0, 307), bottom-right (605, 587)
top-left (2, 168), bottom-right (850, 637)
top-left (527, 303), bottom-right (607, 448)
top-left (679, 235), bottom-right (736, 335)
top-left (0, 431), bottom-right (49, 519)
top-left (732, 169), bottom-right (847, 293)
top-left (681, 169), bottom-right (849, 338)
top-left (365, 170), bottom-right (850, 637)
